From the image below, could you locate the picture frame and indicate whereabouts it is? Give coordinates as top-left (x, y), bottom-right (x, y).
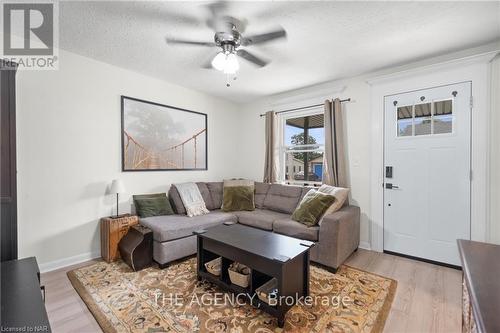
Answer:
top-left (121, 96), bottom-right (208, 171)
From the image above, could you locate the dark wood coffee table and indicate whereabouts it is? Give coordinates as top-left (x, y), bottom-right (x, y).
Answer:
top-left (194, 223), bottom-right (314, 327)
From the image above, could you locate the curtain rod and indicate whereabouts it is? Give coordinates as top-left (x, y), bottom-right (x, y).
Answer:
top-left (259, 98), bottom-right (351, 117)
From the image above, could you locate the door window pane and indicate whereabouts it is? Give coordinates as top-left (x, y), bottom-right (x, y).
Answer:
top-left (433, 100), bottom-right (453, 134)
top-left (434, 99), bottom-right (452, 115)
top-left (414, 103), bottom-right (431, 136)
top-left (414, 103), bottom-right (431, 117)
top-left (414, 117), bottom-right (432, 135)
top-left (397, 106), bottom-right (413, 137)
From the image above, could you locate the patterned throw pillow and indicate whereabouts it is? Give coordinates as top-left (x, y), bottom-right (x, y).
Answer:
top-left (291, 189), bottom-right (336, 227)
top-left (222, 179), bottom-right (255, 212)
top-left (317, 184), bottom-right (350, 215)
top-left (133, 193), bottom-right (174, 218)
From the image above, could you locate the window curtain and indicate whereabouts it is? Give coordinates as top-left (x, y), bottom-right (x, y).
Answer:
top-left (323, 98), bottom-right (347, 187)
top-left (263, 111), bottom-right (278, 183)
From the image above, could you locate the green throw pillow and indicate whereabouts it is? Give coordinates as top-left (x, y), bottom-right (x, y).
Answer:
top-left (222, 179), bottom-right (255, 212)
top-left (292, 189), bottom-right (336, 227)
top-left (133, 193), bottom-right (174, 218)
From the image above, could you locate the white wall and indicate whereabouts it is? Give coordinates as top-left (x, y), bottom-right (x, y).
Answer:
top-left (16, 49), bottom-right (241, 269)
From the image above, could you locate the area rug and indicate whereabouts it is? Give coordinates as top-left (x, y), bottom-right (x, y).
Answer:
top-left (67, 258), bottom-right (396, 333)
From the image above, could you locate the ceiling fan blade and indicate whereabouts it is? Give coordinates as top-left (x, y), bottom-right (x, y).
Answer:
top-left (165, 38), bottom-right (215, 47)
top-left (242, 28), bottom-right (287, 46)
top-left (237, 49), bottom-right (268, 67)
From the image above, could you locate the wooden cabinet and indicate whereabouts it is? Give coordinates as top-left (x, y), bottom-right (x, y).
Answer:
top-left (100, 214), bottom-right (138, 262)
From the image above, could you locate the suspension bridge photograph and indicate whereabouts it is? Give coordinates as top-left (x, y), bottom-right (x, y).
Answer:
top-left (121, 96), bottom-right (207, 171)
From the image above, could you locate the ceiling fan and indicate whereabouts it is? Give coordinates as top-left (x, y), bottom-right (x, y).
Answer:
top-left (165, 2), bottom-right (287, 81)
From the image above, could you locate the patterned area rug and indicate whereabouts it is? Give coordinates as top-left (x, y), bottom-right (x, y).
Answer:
top-left (68, 258), bottom-right (396, 333)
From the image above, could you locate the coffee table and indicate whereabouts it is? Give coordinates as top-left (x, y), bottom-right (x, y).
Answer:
top-left (194, 223), bottom-right (314, 327)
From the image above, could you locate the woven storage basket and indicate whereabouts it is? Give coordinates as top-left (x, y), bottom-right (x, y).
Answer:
top-left (256, 278), bottom-right (278, 305)
top-left (228, 263), bottom-right (251, 288)
top-left (204, 257), bottom-right (221, 276)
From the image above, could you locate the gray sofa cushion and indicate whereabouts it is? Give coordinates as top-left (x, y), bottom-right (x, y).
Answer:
top-left (140, 210), bottom-right (237, 242)
top-left (263, 184), bottom-right (303, 214)
top-left (196, 182), bottom-right (215, 210)
top-left (255, 182), bottom-right (271, 209)
top-left (206, 182), bottom-right (223, 209)
top-left (168, 185), bottom-right (186, 215)
top-left (273, 218), bottom-right (319, 241)
top-left (234, 209), bottom-right (289, 231)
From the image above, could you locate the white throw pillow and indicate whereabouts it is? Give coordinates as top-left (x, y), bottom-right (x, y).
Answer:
top-left (174, 182), bottom-right (209, 217)
top-left (317, 184), bottom-right (350, 215)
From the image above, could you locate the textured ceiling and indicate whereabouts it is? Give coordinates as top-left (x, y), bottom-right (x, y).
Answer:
top-left (59, 1), bottom-right (500, 103)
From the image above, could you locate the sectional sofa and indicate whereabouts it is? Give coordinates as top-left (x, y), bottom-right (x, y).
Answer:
top-left (139, 182), bottom-right (360, 272)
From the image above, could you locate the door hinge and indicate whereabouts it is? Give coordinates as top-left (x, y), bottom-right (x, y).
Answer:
top-left (470, 96), bottom-right (473, 108)
top-left (470, 170), bottom-right (473, 181)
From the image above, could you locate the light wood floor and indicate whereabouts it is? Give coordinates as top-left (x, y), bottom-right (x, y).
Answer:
top-left (41, 249), bottom-right (463, 333)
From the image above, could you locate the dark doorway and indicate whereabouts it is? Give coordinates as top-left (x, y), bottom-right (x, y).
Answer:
top-left (1, 61), bottom-right (18, 262)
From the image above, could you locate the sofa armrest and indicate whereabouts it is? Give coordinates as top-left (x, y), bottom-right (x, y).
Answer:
top-left (318, 205), bottom-right (360, 267)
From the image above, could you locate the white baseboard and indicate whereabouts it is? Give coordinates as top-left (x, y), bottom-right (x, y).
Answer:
top-left (39, 251), bottom-right (101, 273)
top-left (359, 241), bottom-right (371, 251)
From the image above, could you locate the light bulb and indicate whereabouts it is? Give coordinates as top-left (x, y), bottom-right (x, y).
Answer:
top-left (223, 53), bottom-right (239, 74)
top-left (211, 52), bottom-right (226, 71)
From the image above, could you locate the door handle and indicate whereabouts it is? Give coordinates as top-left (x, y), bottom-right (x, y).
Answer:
top-left (385, 183), bottom-right (400, 189)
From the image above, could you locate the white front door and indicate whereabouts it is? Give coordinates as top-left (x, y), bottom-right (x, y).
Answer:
top-left (383, 82), bottom-right (471, 266)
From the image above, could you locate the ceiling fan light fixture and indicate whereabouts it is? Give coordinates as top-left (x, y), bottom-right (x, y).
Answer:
top-left (211, 52), bottom-right (227, 71)
top-left (211, 51), bottom-right (239, 74)
top-left (223, 53), bottom-right (239, 74)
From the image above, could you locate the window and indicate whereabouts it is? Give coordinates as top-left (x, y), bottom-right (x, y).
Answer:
top-left (414, 103), bottom-right (431, 136)
top-left (281, 111), bottom-right (325, 185)
top-left (397, 99), bottom-right (453, 137)
top-left (433, 100), bottom-right (453, 134)
top-left (397, 106), bottom-right (412, 137)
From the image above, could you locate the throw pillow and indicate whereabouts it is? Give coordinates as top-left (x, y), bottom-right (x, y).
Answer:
top-left (291, 189), bottom-right (336, 227)
top-left (222, 179), bottom-right (255, 212)
top-left (174, 182), bottom-right (210, 217)
top-left (317, 184), bottom-right (350, 215)
top-left (133, 193), bottom-right (174, 218)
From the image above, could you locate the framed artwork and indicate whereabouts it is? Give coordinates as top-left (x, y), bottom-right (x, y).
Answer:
top-left (121, 96), bottom-right (207, 171)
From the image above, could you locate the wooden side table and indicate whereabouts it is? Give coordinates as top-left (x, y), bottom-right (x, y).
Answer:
top-left (100, 214), bottom-right (138, 262)
top-left (119, 225), bottom-right (153, 271)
